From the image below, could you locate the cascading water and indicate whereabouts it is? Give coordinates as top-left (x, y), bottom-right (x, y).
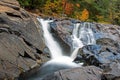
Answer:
top-left (33, 18), bottom-right (81, 80)
top-left (72, 23), bottom-right (84, 49)
top-left (30, 18), bottom-right (96, 80)
top-left (37, 18), bottom-right (63, 58)
top-left (71, 22), bottom-right (96, 60)
top-left (79, 22), bottom-right (96, 45)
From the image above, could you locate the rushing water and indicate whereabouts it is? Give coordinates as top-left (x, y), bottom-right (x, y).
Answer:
top-left (30, 18), bottom-right (96, 80)
top-left (37, 18), bottom-right (63, 58)
top-left (71, 22), bottom-right (96, 59)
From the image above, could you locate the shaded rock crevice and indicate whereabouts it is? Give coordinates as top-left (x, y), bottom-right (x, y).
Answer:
top-left (6, 12), bottom-right (22, 19)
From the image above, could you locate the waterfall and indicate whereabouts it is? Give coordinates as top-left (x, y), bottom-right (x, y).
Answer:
top-left (37, 18), bottom-right (95, 60)
top-left (79, 22), bottom-right (96, 45)
top-left (37, 18), bottom-right (63, 58)
top-left (35, 18), bottom-right (95, 79)
top-left (71, 22), bottom-right (96, 59)
top-left (35, 18), bottom-right (81, 79)
top-left (72, 23), bottom-right (84, 49)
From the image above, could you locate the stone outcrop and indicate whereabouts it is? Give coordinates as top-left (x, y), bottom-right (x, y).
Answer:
top-left (50, 19), bottom-right (120, 79)
top-left (0, 0), bottom-right (49, 79)
top-left (51, 20), bottom-right (120, 47)
top-left (42, 66), bottom-right (103, 80)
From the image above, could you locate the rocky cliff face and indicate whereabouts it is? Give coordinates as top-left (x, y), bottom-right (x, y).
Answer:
top-left (0, 0), bottom-right (49, 79)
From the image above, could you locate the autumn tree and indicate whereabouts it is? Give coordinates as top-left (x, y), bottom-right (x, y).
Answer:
top-left (80, 9), bottom-right (89, 21)
top-left (17, 0), bottom-right (120, 25)
top-left (62, 0), bottom-right (74, 16)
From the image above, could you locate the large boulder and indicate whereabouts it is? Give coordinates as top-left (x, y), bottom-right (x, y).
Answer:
top-left (50, 20), bottom-right (74, 48)
top-left (78, 38), bottom-right (120, 66)
top-left (42, 66), bottom-right (103, 80)
top-left (0, 0), bottom-right (49, 79)
top-left (50, 20), bottom-right (72, 56)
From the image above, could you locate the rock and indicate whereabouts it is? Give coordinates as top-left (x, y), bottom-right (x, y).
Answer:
top-left (50, 20), bottom-right (73, 47)
top-left (50, 20), bottom-right (72, 56)
top-left (103, 62), bottom-right (120, 80)
top-left (0, 0), bottom-right (49, 79)
top-left (94, 23), bottom-right (120, 42)
top-left (49, 19), bottom-right (120, 80)
top-left (78, 38), bottom-right (120, 66)
top-left (51, 19), bottom-right (120, 47)
top-left (0, 0), bottom-right (120, 79)
top-left (50, 20), bottom-right (74, 47)
top-left (51, 19), bottom-right (120, 65)
top-left (43, 66), bottom-right (103, 80)
top-left (0, 0), bottom-right (20, 10)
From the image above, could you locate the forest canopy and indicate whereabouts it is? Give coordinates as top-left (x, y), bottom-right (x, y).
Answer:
top-left (17, 0), bottom-right (120, 25)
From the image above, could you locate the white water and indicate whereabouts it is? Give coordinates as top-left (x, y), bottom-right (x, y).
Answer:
top-left (72, 23), bottom-right (84, 49)
top-left (37, 18), bottom-right (95, 62)
top-left (79, 22), bottom-right (96, 45)
top-left (36, 18), bottom-right (95, 79)
top-left (71, 22), bottom-right (96, 59)
top-left (35, 18), bottom-right (82, 79)
top-left (37, 18), bottom-right (63, 58)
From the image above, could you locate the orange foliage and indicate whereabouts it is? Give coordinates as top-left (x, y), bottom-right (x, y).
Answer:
top-left (62, 0), bottom-right (73, 15)
top-left (80, 9), bottom-right (89, 21)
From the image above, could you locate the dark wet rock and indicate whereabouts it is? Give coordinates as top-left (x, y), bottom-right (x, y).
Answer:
top-left (42, 66), bottom-right (103, 80)
top-left (78, 38), bottom-right (120, 66)
top-left (0, 0), bottom-right (49, 79)
top-left (50, 21), bottom-right (72, 56)
top-left (50, 20), bottom-right (74, 47)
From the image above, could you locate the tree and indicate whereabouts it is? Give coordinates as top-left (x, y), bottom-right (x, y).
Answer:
top-left (80, 9), bottom-right (89, 21)
top-left (17, 0), bottom-right (120, 25)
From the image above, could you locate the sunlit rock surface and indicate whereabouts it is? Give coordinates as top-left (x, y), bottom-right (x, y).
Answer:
top-left (0, 0), bottom-right (48, 79)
